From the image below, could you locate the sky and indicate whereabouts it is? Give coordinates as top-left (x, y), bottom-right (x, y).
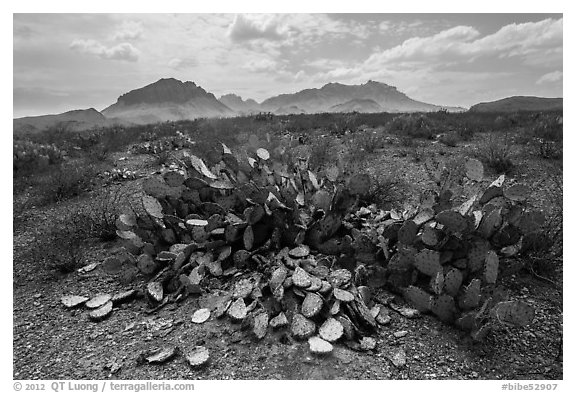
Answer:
top-left (13, 13), bottom-right (563, 118)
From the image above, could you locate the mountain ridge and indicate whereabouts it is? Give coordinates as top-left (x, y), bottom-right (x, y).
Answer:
top-left (469, 96), bottom-right (563, 113)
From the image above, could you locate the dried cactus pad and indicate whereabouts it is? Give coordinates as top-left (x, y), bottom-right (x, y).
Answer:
top-left (61, 295), bottom-right (89, 308)
top-left (142, 195), bottom-right (164, 219)
top-left (308, 336), bottom-right (333, 354)
top-left (465, 159), bottom-right (484, 181)
top-left (493, 300), bottom-right (535, 327)
top-left (319, 318), bottom-right (344, 342)
top-left (186, 346), bottom-right (209, 367)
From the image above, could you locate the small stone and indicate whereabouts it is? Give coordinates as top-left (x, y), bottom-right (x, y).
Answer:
top-left (308, 336), bottom-right (333, 354)
top-left (394, 330), bottom-right (409, 338)
top-left (360, 337), bottom-right (377, 351)
top-left (389, 348), bottom-right (407, 368)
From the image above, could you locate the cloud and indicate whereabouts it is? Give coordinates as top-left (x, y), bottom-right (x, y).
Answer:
top-left (113, 21), bottom-right (143, 41)
top-left (242, 58), bottom-right (279, 73)
top-left (168, 57), bottom-right (197, 69)
top-left (364, 18), bottom-right (562, 69)
top-left (70, 39), bottom-right (140, 62)
top-left (537, 70), bottom-right (562, 84)
top-left (228, 14), bottom-right (283, 42)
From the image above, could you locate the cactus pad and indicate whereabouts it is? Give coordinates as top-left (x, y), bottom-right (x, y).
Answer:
top-left (444, 268), bottom-right (463, 297)
top-left (465, 159), bottom-right (484, 181)
top-left (484, 251), bottom-right (499, 284)
top-left (493, 300), bottom-right (535, 327)
top-left (163, 171), bottom-right (185, 187)
top-left (431, 271), bottom-right (444, 295)
top-left (142, 195), bottom-right (164, 219)
top-left (348, 174), bottom-right (371, 196)
top-left (458, 279), bottom-right (481, 310)
top-left (435, 210), bottom-right (467, 233)
top-left (414, 249), bottom-right (442, 276)
top-left (504, 184), bottom-right (530, 202)
top-left (431, 295), bottom-right (457, 322)
top-left (403, 286), bottom-right (433, 312)
top-left (398, 220), bottom-right (418, 245)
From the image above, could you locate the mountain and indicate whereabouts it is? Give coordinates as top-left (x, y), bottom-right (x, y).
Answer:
top-left (13, 108), bottom-right (111, 133)
top-left (219, 94), bottom-right (261, 115)
top-left (260, 80), bottom-right (463, 114)
top-left (329, 98), bottom-right (382, 113)
top-left (469, 96), bottom-right (563, 113)
top-left (102, 78), bottom-right (235, 124)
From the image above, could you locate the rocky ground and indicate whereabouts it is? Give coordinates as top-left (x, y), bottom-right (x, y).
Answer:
top-left (13, 130), bottom-right (563, 380)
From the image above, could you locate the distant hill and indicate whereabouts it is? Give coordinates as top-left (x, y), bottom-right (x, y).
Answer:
top-left (469, 96), bottom-right (563, 113)
top-left (102, 78), bottom-right (235, 124)
top-left (329, 98), bottom-right (383, 113)
top-left (260, 80), bottom-right (463, 114)
top-left (218, 94), bottom-right (262, 115)
top-left (13, 108), bottom-right (112, 133)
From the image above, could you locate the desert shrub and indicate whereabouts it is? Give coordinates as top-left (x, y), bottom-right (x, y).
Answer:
top-left (477, 133), bottom-right (514, 174)
top-left (528, 115), bottom-right (563, 159)
top-left (439, 132), bottom-right (459, 147)
top-left (13, 140), bottom-right (65, 176)
top-left (362, 173), bottom-right (408, 209)
top-left (387, 114), bottom-right (435, 140)
top-left (36, 162), bottom-right (100, 204)
top-left (29, 212), bottom-right (90, 274)
top-left (456, 126), bottom-right (475, 142)
top-left (308, 135), bottom-right (339, 171)
top-left (347, 129), bottom-right (388, 154)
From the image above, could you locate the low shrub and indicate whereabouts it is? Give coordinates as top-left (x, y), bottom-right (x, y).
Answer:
top-left (477, 133), bottom-right (514, 174)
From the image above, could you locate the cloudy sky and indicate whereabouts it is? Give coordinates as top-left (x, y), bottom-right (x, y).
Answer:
top-left (13, 13), bottom-right (562, 118)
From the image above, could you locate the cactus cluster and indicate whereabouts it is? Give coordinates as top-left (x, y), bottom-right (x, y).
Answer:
top-left (110, 136), bottom-right (539, 342)
top-left (13, 140), bottom-right (65, 173)
top-left (130, 131), bottom-right (196, 155)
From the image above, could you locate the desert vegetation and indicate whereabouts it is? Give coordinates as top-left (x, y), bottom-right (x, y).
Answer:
top-left (13, 109), bottom-right (563, 379)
